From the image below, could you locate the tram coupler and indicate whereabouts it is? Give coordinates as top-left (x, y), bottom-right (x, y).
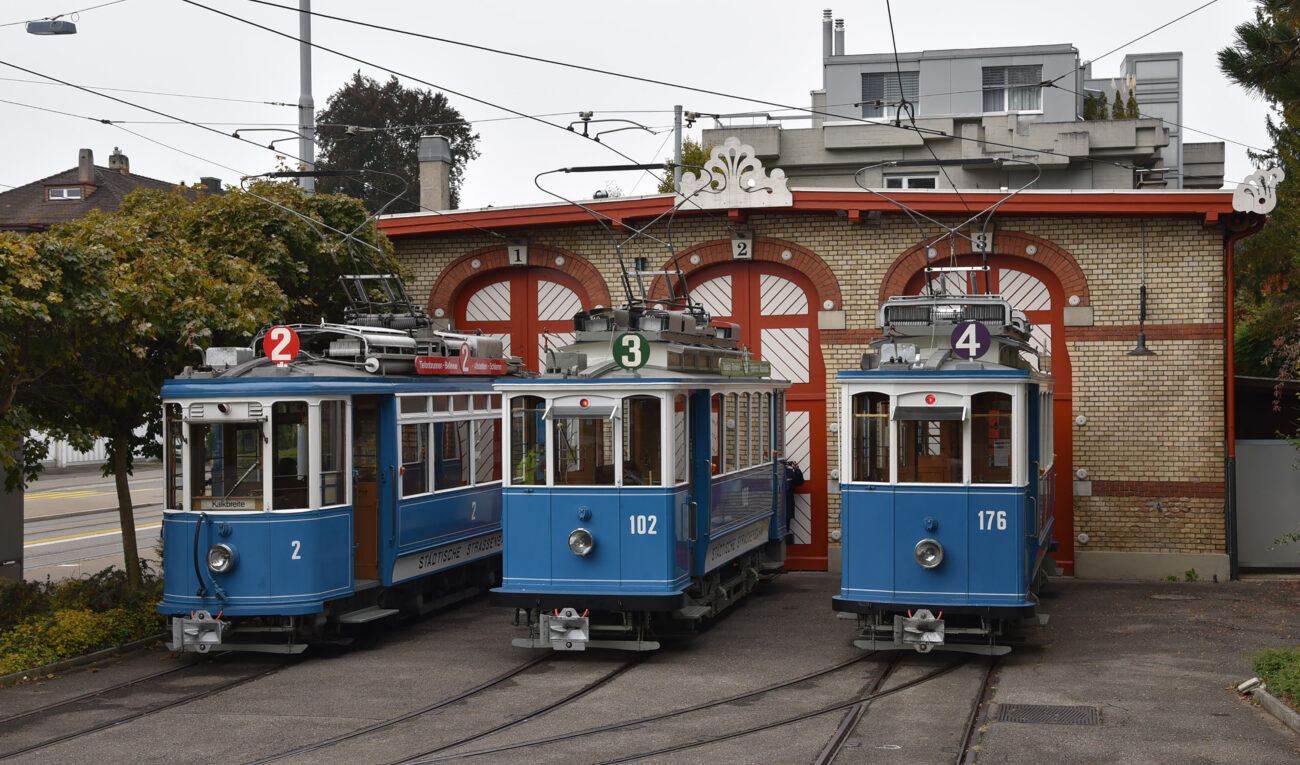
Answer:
top-left (170, 610), bottom-right (228, 653)
top-left (534, 607), bottom-right (590, 651)
top-left (898, 609), bottom-right (944, 653)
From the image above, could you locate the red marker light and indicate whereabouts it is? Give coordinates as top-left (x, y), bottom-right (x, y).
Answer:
top-left (580, 398), bottom-right (589, 407)
top-left (925, 394), bottom-right (936, 405)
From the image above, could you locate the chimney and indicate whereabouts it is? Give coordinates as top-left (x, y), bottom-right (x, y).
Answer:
top-left (200, 176), bottom-right (222, 194)
top-left (108, 147), bottom-right (129, 175)
top-left (418, 135), bottom-right (452, 211)
top-left (834, 18), bottom-right (845, 56)
top-left (78, 148), bottom-right (94, 184)
top-left (822, 9), bottom-right (833, 59)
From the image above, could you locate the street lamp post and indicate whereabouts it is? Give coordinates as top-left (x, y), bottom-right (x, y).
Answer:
top-left (298, 0), bottom-right (315, 193)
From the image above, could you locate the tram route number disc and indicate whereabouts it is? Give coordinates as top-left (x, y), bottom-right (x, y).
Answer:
top-left (613, 332), bottom-right (649, 370)
top-left (951, 321), bottom-right (991, 360)
top-left (266, 325), bottom-right (300, 364)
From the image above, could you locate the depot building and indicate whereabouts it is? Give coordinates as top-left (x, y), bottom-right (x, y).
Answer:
top-left (379, 138), bottom-right (1273, 580)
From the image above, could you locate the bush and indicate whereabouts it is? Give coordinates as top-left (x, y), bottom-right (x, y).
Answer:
top-left (0, 563), bottom-right (165, 676)
top-left (1252, 646), bottom-right (1300, 710)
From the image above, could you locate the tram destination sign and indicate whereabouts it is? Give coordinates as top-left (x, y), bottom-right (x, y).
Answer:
top-left (719, 358), bottom-right (772, 377)
top-left (415, 352), bottom-right (510, 375)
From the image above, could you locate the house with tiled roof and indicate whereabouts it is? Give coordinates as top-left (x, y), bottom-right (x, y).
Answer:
top-left (0, 147), bottom-right (220, 234)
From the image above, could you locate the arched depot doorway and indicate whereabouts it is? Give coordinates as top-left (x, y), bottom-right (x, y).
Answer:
top-left (900, 252), bottom-right (1078, 574)
top-left (686, 261), bottom-right (829, 571)
top-left (454, 268), bottom-right (591, 373)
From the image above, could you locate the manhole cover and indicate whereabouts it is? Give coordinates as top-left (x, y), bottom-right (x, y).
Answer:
top-left (1149, 594), bottom-right (1198, 601)
top-left (994, 703), bottom-right (1101, 725)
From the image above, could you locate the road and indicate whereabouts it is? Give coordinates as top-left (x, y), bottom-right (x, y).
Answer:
top-left (19, 464), bottom-right (164, 582)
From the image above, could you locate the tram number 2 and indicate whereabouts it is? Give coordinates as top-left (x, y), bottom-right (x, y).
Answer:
top-left (977, 510), bottom-right (1007, 531)
top-left (290, 540), bottom-right (303, 559)
top-left (629, 515), bottom-right (658, 535)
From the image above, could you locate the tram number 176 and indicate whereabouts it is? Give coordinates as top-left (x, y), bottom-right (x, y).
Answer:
top-left (629, 515), bottom-right (658, 535)
top-left (977, 510), bottom-right (1007, 531)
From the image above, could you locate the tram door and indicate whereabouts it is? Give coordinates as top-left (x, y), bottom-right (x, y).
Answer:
top-left (691, 263), bottom-right (828, 571)
top-left (352, 396), bottom-right (380, 582)
top-left (454, 269), bottom-right (590, 373)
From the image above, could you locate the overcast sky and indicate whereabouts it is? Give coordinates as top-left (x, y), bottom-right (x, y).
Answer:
top-left (0, 0), bottom-right (1277, 211)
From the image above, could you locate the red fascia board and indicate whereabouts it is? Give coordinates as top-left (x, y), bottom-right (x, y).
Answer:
top-left (378, 190), bottom-right (1237, 238)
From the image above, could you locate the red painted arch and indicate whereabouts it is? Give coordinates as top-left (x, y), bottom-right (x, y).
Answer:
top-left (647, 238), bottom-right (843, 311)
top-left (427, 243), bottom-right (612, 319)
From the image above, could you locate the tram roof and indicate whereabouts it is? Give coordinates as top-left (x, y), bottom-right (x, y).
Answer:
top-left (378, 188), bottom-right (1240, 239)
top-left (162, 374), bottom-right (500, 399)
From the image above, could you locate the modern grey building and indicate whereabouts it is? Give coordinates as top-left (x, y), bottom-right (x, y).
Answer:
top-left (701, 10), bottom-right (1223, 191)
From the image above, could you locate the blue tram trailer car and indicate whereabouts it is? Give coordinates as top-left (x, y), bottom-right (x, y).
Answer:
top-left (833, 294), bottom-right (1056, 655)
top-left (490, 306), bottom-right (794, 650)
top-left (158, 322), bottom-right (522, 653)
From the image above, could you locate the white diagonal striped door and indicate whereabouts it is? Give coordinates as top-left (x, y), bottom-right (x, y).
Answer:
top-left (691, 262), bottom-right (827, 569)
top-left (455, 268), bottom-right (590, 373)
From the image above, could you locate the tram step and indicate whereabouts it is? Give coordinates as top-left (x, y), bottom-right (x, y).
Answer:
top-left (676, 605), bottom-right (712, 620)
top-left (338, 606), bottom-right (401, 624)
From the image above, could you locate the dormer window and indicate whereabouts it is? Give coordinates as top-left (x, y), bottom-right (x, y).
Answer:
top-left (982, 65), bottom-right (1042, 112)
top-left (48, 187), bottom-right (83, 200)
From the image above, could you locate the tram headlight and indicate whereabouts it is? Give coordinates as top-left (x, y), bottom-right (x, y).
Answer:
top-left (568, 528), bottom-right (594, 557)
top-left (914, 538), bottom-right (944, 569)
top-left (206, 543), bottom-right (237, 573)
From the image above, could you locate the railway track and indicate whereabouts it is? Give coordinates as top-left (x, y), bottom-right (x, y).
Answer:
top-left (0, 655), bottom-right (294, 761)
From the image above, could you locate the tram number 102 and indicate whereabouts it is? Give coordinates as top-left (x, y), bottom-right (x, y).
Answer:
top-left (629, 514), bottom-right (659, 535)
top-left (977, 510), bottom-right (1008, 531)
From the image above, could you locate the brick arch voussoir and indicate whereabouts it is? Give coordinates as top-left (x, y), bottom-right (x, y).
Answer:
top-left (647, 238), bottom-right (843, 310)
top-left (428, 243), bottom-right (612, 318)
top-left (880, 230), bottom-right (1090, 306)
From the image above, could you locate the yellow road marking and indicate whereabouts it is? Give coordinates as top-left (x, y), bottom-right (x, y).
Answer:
top-left (25, 522), bottom-right (162, 548)
top-left (26, 488), bottom-right (158, 500)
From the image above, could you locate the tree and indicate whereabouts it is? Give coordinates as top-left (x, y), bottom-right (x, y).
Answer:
top-left (314, 73), bottom-right (481, 214)
top-left (0, 182), bottom-right (396, 586)
top-left (1218, 2), bottom-right (1300, 380)
top-left (657, 139), bottom-right (716, 194)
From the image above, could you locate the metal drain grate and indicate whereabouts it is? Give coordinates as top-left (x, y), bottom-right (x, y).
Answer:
top-left (994, 703), bottom-right (1101, 725)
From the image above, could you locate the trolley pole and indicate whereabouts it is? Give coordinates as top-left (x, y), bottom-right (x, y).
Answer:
top-left (673, 105), bottom-right (683, 194)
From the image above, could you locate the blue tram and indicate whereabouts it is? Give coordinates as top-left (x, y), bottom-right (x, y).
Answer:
top-left (158, 290), bottom-right (523, 653)
top-left (833, 293), bottom-right (1055, 655)
top-left (489, 305), bottom-right (794, 650)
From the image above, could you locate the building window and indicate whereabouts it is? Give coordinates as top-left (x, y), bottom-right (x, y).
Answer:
top-left (47, 187), bottom-right (82, 200)
top-left (982, 65), bottom-right (1042, 112)
top-left (884, 175), bottom-right (938, 189)
top-left (862, 71), bottom-right (919, 119)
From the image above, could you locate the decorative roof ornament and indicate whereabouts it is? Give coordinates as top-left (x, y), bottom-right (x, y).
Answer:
top-left (678, 137), bottom-right (792, 209)
top-left (1233, 166), bottom-right (1285, 214)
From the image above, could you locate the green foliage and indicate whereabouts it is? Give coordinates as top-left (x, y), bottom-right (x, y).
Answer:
top-left (1125, 89), bottom-right (1140, 119)
top-left (0, 565), bottom-right (164, 676)
top-left (1220, 2), bottom-right (1300, 382)
top-left (1083, 92), bottom-right (1109, 120)
top-left (1252, 646), bottom-right (1300, 709)
top-left (315, 72), bottom-right (481, 213)
top-left (1112, 89), bottom-right (1126, 119)
top-left (658, 139), bottom-right (715, 194)
top-left (1183, 568), bottom-right (1200, 583)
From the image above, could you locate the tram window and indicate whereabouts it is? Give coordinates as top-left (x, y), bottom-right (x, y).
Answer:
top-left (510, 396), bottom-right (546, 485)
top-left (737, 394), bottom-right (751, 470)
top-left (752, 394), bottom-right (764, 465)
top-left (320, 400), bottom-right (346, 506)
top-left (973, 393), bottom-right (1012, 484)
top-left (435, 421), bottom-right (471, 490)
top-left (724, 393), bottom-right (739, 473)
top-left (473, 418), bottom-right (502, 484)
top-left (897, 418), bottom-right (962, 484)
top-left (674, 394), bottom-right (689, 485)
top-left (621, 395), bottom-right (662, 486)
top-left (473, 394), bottom-right (489, 411)
top-left (710, 394), bottom-right (722, 475)
top-left (191, 421), bottom-right (264, 510)
top-left (774, 392), bottom-right (785, 453)
top-left (400, 396), bottom-right (427, 415)
top-left (165, 404), bottom-right (184, 510)
top-left (760, 394), bottom-right (772, 463)
top-left (272, 402), bottom-right (309, 509)
top-left (554, 415), bottom-right (615, 486)
top-left (1041, 391), bottom-right (1054, 470)
top-left (851, 392), bottom-right (890, 482)
top-left (431, 396), bottom-right (449, 413)
top-left (401, 423), bottom-right (429, 496)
